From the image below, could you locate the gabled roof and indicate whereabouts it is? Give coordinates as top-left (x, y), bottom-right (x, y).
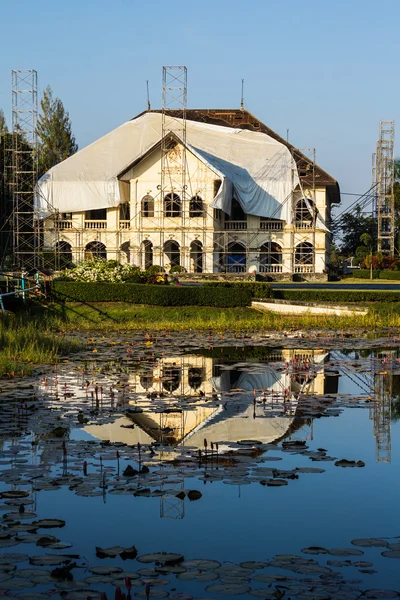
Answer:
top-left (135, 108), bottom-right (340, 203)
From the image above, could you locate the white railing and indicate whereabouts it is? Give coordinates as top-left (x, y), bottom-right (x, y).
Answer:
top-left (58, 220), bottom-right (73, 230)
top-left (224, 221), bottom-right (247, 230)
top-left (294, 265), bottom-right (314, 273)
top-left (119, 220), bottom-right (130, 229)
top-left (260, 221), bottom-right (283, 231)
top-left (84, 220), bottom-right (107, 229)
top-left (295, 221), bottom-right (315, 230)
top-left (259, 265), bottom-right (283, 273)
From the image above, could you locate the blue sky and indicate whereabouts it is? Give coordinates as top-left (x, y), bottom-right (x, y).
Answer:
top-left (1, 0), bottom-right (399, 211)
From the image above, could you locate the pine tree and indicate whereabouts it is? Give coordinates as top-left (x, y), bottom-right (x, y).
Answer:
top-left (37, 86), bottom-right (78, 176)
top-left (0, 108), bottom-right (8, 134)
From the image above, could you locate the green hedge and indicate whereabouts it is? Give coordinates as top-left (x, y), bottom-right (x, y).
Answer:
top-left (272, 289), bottom-right (400, 303)
top-left (204, 281), bottom-right (273, 299)
top-left (350, 270), bottom-right (400, 280)
top-left (350, 270), bottom-right (380, 279)
top-left (51, 281), bottom-right (252, 307)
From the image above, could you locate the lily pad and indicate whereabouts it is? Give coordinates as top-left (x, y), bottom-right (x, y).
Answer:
top-left (206, 583), bottom-right (250, 595)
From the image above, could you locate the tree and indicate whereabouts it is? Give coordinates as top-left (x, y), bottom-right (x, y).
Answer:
top-left (334, 206), bottom-right (377, 256)
top-left (37, 86), bottom-right (78, 176)
top-left (0, 109), bottom-right (7, 134)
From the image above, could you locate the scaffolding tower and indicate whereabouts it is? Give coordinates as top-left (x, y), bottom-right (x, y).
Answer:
top-left (11, 70), bottom-right (38, 270)
top-left (376, 121), bottom-right (395, 255)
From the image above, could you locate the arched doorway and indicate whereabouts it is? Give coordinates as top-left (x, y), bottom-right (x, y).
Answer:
top-left (190, 240), bottom-right (203, 273)
top-left (120, 242), bottom-right (130, 264)
top-left (141, 240), bottom-right (153, 270)
top-left (226, 241), bottom-right (246, 273)
top-left (164, 240), bottom-right (180, 268)
top-left (85, 241), bottom-right (106, 260)
top-left (295, 242), bottom-right (314, 271)
top-left (259, 242), bottom-right (282, 272)
top-left (56, 241), bottom-right (73, 268)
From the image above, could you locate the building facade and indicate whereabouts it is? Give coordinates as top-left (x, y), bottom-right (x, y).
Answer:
top-left (40, 109), bottom-right (340, 278)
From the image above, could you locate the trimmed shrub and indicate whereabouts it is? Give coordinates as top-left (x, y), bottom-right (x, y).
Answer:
top-left (272, 289), bottom-right (400, 303)
top-left (51, 281), bottom-right (252, 307)
top-left (170, 266), bottom-right (187, 273)
top-left (349, 270), bottom-right (380, 279)
top-left (204, 281), bottom-right (273, 299)
top-left (379, 271), bottom-right (400, 280)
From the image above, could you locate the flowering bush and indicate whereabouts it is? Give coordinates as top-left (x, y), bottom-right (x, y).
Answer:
top-left (59, 259), bottom-right (167, 284)
top-left (362, 254), bottom-right (400, 271)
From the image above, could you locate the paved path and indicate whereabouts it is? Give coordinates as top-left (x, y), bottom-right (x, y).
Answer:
top-left (270, 283), bottom-right (400, 290)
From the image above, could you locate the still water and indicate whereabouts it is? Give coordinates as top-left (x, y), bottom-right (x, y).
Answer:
top-left (0, 341), bottom-right (399, 599)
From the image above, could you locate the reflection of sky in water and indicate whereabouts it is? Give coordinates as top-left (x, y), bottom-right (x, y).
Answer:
top-left (36, 354), bottom-right (400, 592)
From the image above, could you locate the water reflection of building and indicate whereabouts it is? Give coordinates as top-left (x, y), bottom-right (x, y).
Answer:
top-left (85, 350), bottom-right (335, 449)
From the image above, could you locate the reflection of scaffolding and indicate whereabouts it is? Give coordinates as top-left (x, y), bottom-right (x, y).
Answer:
top-left (376, 121), bottom-right (395, 255)
top-left (11, 70), bottom-right (38, 270)
top-left (372, 355), bottom-right (392, 463)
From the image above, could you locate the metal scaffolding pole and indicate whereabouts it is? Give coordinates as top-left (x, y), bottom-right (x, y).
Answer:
top-left (376, 121), bottom-right (395, 255)
top-left (160, 66), bottom-right (187, 270)
top-left (11, 69), bottom-right (38, 271)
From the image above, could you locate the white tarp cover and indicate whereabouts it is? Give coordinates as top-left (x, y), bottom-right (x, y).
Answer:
top-left (36, 112), bottom-right (299, 221)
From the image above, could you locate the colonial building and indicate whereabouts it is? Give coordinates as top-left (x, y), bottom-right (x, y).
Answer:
top-left (36, 109), bottom-right (340, 278)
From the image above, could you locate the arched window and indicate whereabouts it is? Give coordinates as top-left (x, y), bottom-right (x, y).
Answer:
top-left (259, 242), bottom-right (282, 272)
top-left (164, 193), bottom-right (181, 218)
top-left (189, 196), bottom-right (204, 218)
top-left (85, 241), bottom-right (107, 261)
top-left (295, 198), bottom-right (315, 226)
top-left (230, 198), bottom-right (246, 221)
top-left (295, 242), bottom-right (314, 265)
top-left (190, 240), bottom-right (203, 273)
top-left (141, 195), bottom-right (154, 218)
top-left (141, 240), bottom-right (153, 270)
top-left (56, 241), bottom-right (73, 268)
top-left (164, 240), bottom-right (180, 267)
top-left (140, 370), bottom-right (153, 391)
top-left (188, 368), bottom-right (204, 390)
top-left (226, 241), bottom-right (246, 273)
top-left (162, 366), bottom-right (182, 393)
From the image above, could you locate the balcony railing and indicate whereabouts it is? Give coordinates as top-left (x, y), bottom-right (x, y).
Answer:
top-left (119, 220), bottom-right (130, 229)
top-left (294, 265), bottom-right (314, 273)
top-left (259, 265), bottom-right (283, 273)
top-left (295, 221), bottom-right (315, 230)
top-left (260, 221), bottom-right (283, 231)
top-left (84, 220), bottom-right (107, 229)
top-left (224, 221), bottom-right (247, 230)
top-left (58, 220), bottom-right (73, 230)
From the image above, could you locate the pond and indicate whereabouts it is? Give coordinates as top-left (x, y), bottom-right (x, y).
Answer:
top-left (0, 332), bottom-right (400, 599)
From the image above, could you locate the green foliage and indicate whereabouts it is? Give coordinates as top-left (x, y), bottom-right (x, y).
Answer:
top-left (204, 281), bottom-right (273, 298)
top-left (52, 281), bottom-right (252, 307)
top-left (272, 288), bottom-right (400, 303)
top-left (349, 270), bottom-right (380, 279)
top-left (335, 208), bottom-right (377, 256)
top-left (146, 265), bottom-right (164, 275)
top-left (170, 265), bottom-right (187, 273)
top-left (37, 86), bottom-right (78, 176)
top-left (0, 315), bottom-right (82, 377)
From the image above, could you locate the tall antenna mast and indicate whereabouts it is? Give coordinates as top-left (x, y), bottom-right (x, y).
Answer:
top-left (240, 79), bottom-right (244, 110)
top-left (146, 80), bottom-right (151, 111)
